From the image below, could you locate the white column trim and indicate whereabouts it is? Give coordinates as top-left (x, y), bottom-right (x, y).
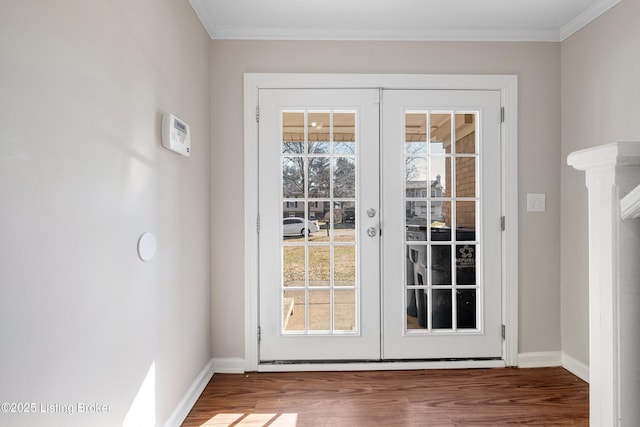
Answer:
top-left (568, 141), bottom-right (640, 427)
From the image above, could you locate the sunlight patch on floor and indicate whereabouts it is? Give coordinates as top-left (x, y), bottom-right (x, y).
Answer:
top-left (200, 413), bottom-right (298, 426)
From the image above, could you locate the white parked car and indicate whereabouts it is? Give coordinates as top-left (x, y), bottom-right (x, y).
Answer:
top-left (283, 217), bottom-right (320, 236)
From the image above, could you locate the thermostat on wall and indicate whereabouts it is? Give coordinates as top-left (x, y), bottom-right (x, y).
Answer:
top-left (162, 113), bottom-right (191, 156)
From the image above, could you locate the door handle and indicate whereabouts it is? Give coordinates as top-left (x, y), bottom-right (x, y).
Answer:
top-left (367, 227), bottom-right (377, 237)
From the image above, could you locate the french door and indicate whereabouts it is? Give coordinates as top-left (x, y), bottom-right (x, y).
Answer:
top-left (381, 90), bottom-right (502, 359)
top-left (258, 89), bottom-right (381, 361)
top-left (258, 87), bottom-right (502, 362)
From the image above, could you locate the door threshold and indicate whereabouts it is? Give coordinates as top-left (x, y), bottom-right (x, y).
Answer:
top-left (258, 359), bottom-right (505, 372)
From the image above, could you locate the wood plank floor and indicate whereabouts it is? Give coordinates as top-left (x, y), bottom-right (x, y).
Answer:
top-left (182, 367), bottom-right (588, 426)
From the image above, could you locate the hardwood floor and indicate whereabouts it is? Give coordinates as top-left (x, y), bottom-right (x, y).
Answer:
top-left (182, 367), bottom-right (588, 426)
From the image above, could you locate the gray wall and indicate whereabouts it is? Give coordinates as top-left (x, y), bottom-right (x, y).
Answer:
top-left (0, 1), bottom-right (211, 425)
top-left (561, 0), bottom-right (640, 368)
top-left (210, 40), bottom-right (562, 360)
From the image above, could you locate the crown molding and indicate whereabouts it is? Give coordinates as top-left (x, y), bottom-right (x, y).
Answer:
top-left (209, 25), bottom-right (561, 42)
top-left (560, 0), bottom-right (621, 41)
top-left (188, 0), bottom-right (218, 40)
top-left (190, 0), bottom-right (621, 42)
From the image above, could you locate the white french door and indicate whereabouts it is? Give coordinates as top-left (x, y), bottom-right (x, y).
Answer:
top-left (258, 87), bottom-right (502, 362)
top-left (381, 90), bottom-right (502, 359)
top-left (258, 89), bottom-right (381, 361)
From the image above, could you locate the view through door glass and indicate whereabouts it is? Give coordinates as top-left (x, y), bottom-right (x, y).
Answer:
top-left (281, 110), bottom-right (358, 333)
top-left (405, 111), bottom-right (480, 331)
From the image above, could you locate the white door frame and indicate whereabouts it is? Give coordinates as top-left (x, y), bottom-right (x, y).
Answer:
top-left (243, 73), bottom-right (518, 372)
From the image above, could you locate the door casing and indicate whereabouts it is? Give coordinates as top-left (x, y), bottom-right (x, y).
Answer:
top-left (243, 73), bottom-right (518, 372)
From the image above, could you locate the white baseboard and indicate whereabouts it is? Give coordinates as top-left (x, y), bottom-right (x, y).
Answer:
top-left (517, 351), bottom-right (562, 368)
top-left (212, 357), bottom-right (246, 374)
top-left (518, 351), bottom-right (589, 383)
top-left (561, 352), bottom-right (589, 383)
top-left (202, 354), bottom-right (588, 380)
top-left (164, 358), bottom-right (215, 427)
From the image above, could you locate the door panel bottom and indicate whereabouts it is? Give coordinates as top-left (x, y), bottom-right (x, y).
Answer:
top-left (258, 359), bottom-right (505, 372)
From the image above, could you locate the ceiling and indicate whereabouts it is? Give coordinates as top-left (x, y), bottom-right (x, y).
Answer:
top-left (189, 0), bottom-right (620, 42)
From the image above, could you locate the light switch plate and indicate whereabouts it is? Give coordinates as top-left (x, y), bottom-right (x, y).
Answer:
top-left (527, 193), bottom-right (546, 212)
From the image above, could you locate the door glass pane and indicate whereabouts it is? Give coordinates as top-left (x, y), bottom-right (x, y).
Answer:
top-left (432, 201), bottom-right (451, 241)
top-left (407, 242), bottom-right (427, 330)
top-left (308, 111), bottom-right (330, 153)
top-left (429, 157), bottom-right (448, 199)
top-left (408, 246), bottom-right (428, 286)
top-left (405, 157), bottom-right (428, 198)
top-left (282, 157), bottom-right (304, 198)
top-left (431, 200), bottom-right (446, 225)
top-left (455, 157), bottom-right (476, 197)
top-left (333, 201), bottom-right (355, 242)
top-left (455, 113), bottom-right (476, 154)
top-left (431, 245), bottom-right (452, 285)
top-left (407, 289), bottom-right (428, 330)
top-left (456, 201), bottom-right (476, 241)
top-left (334, 245), bottom-right (356, 287)
top-left (456, 289), bottom-right (477, 329)
top-left (334, 289), bottom-right (356, 331)
top-left (308, 157), bottom-right (330, 198)
top-left (334, 157), bottom-right (356, 198)
top-left (283, 246), bottom-right (305, 287)
top-left (308, 246), bottom-right (330, 286)
top-left (432, 289), bottom-right (452, 329)
top-left (281, 110), bottom-right (359, 335)
top-left (282, 202), bottom-right (306, 242)
top-left (334, 112), bottom-right (356, 154)
top-left (405, 112), bottom-right (427, 154)
top-left (309, 290), bottom-right (331, 331)
top-left (283, 290), bottom-right (305, 332)
top-left (282, 111), bottom-right (304, 153)
top-left (406, 201), bottom-right (428, 241)
top-left (456, 244), bottom-right (476, 285)
top-left (430, 113), bottom-right (452, 151)
top-left (308, 201), bottom-right (330, 242)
